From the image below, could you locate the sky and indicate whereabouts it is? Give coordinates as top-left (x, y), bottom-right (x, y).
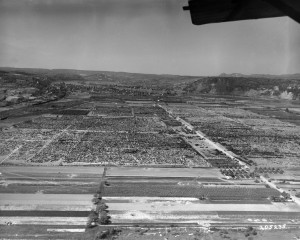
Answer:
top-left (0, 0), bottom-right (299, 76)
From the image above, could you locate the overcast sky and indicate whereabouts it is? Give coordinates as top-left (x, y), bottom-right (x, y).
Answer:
top-left (0, 0), bottom-right (299, 76)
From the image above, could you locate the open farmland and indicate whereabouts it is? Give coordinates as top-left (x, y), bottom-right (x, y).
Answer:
top-left (96, 167), bottom-right (300, 232)
top-left (1, 68), bottom-right (300, 239)
top-left (1, 119), bottom-right (207, 167)
top-left (165, 99), bottom-right (300, 168)
top-left (103, 167), bottom-right (286, 203)
top-left (0, 166), bottom-right (104, 194)
top-left (103, 181), bottom-right (280, 200)
top-left (0, 99), bottom-right (213, 167)
top-left (0, 166), bottom-right (105, 239)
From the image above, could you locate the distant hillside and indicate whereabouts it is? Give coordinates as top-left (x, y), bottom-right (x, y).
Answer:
top-left (0, 67), bottom-right (200, 89)
top-left (220, 73), bottom-right (300, 80)
top-left (184, 77), bottom-right (300, 100)
top-left (1, 67), bottom-right (300, 100)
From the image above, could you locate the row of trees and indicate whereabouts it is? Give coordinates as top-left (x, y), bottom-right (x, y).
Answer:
top-left (87, 168), bottom-right (111, 228)
top-left (254, 167), bottom-right (284, 174)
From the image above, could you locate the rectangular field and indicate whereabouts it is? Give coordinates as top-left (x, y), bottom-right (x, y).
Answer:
top-left (103, 181), bottom-right (280, 200)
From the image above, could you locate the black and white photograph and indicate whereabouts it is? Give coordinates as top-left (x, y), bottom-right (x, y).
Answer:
top-left (0, 0), bottom-right (300, 239)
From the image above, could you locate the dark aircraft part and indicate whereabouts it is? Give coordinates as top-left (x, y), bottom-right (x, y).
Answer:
top-left (264, 0), bottom-right (300, 23)
top-left (183, 0), bottom-right (300, 25)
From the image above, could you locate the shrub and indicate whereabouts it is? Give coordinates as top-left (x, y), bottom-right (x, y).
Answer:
top-left (139, 229), bottom-right (148, 235)
top-left (96, 203), bottom-right (108, 213)
top-left (98, 211), bottom-right (111, 225)
top-left (92, 197), bottom-right (100, 204)
top-left (94, 229), bottom-right (121, 239)
top-left (97, 182), bottom-right (105, 194)
top-left (96, 230), bottom-right (109, 239)
top-left (93, 193), bottom-right (103, 199)
top-left (87, 211), bottom-right (99, 228)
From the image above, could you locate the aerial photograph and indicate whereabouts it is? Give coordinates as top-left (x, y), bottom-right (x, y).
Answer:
top-left (1, 0), bottom-right (300, 239)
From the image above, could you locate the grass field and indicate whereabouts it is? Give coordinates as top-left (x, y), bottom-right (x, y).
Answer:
top-left (103, 181), bottom-right (280, 199)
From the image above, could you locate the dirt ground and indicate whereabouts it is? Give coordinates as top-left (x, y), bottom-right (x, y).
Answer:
top-left (106, 167), bottom-right (223, 178)
top-left (112, 228), bottom-right (300, 240)
top-left (2, 225), bottom-right (300, 240)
